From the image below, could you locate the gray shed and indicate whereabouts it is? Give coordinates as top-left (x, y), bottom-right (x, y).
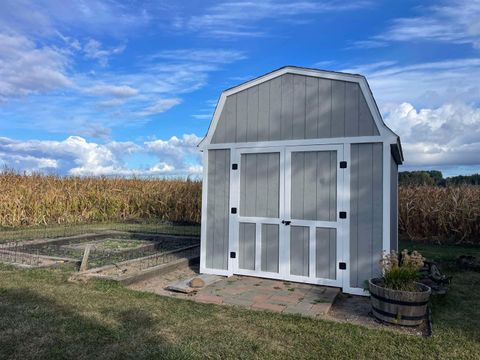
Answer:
top-left (198, 66), bottom-right (403, 295)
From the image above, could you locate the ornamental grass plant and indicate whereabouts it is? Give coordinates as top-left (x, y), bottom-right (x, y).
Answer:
top-left (379, 249), bottom-right (426, 292)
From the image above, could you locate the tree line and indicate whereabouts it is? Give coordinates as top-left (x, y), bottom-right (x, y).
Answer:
top-left (399, 171), bottom-right (480, 186)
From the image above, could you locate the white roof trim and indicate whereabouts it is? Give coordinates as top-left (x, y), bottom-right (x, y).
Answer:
top-left (199, 66), bottom-right (400, 149)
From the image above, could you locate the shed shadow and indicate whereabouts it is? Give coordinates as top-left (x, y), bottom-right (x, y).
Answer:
top-left (0, 288), bottom-right (192, 359)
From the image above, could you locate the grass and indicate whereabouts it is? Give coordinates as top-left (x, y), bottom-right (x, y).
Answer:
top-left (0, 242), bottom-right (479, 359)
top-left (98, 239), bottom-right (146, 250)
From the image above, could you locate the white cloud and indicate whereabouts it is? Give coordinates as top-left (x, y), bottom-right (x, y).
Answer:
top-left (76, 123), bottom-right (112, 140)
top-left (0, 0), bottom-right (150, 38)
top-left (0, 136), bottom-right (137, 175)
top-left (354, 0), bottom-right (480, 49)
top-left (144, 134), bottom-right (202, 163)
top-left (192, 114), bottom-right (212, 120)
top-left (182, 1), bottom-right (371, 38)
top-left (0, 33), bottom-right (72, 99)
top-left (0, 134), bottom-right (203, 177)
top-left (340, 59), bottom-right (480, 170)
top-left (137, 98), bottom-right (182, 116)
top-left (96, 98), bottom-right (128, 108)
top-left (151, 49), bottom-right (246, 64)
top-left (341, 58), bottom-right (480, 108)
top-left (384, 102), bottom-right (480, 167)
top-left (346, 39), bottom-right (389, 49)
top-left (0, 44), bottom-right (244, 137)
top-left (83, 39), bottom-right (125, 66)
top-left (86, 84), bottom-right (139, 98)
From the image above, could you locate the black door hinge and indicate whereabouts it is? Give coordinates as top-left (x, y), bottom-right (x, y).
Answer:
top-left (339, 211), bottom-right (347, 219)
top-left (339, 262), bottom-right (347, 270)
top-left (231, 207), bottom-right (237, 214)
top-left (340, 161), bottom-right (347, 169)
top-left (232, 163), bottom-right (238, 170)
top-left (281, 220), bottom-right (291, 226)
top-left (230, 252), bottom-right (236, 259)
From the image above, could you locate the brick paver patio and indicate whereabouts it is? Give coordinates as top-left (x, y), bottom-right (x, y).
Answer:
top-left (129, 266), bottom-right (340, 317)
top-left (196, 276), bottom-right (340, 317)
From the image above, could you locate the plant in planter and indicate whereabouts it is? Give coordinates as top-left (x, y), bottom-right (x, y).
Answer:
top-left (369, 249), bottom-right (431, 326)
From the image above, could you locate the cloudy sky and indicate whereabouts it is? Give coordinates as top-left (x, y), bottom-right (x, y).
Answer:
top-left (0, 0), bottom-right (479, 177)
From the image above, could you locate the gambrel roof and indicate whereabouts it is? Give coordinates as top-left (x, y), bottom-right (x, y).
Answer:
top-left (199, 66), bottom-right (403, 164)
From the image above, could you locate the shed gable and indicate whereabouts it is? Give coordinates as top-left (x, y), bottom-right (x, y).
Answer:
top-left (211, 73), bottom-right (380, 144)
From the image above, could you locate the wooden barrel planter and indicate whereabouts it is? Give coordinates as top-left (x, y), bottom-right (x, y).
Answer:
top-left (368, 278), bottom-right (431, 326)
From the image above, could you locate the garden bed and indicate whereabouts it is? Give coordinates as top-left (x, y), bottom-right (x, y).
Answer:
top-left (0, 231), bottom-right (199, 269)
top-left (70, 244), bottom-right (200, 285)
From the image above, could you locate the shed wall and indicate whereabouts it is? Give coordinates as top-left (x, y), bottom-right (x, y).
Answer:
top-left (350, 143), bottom-right (383, 288)
top-left (211, 74), bottom-right (380, 144)
top-left (205, 149), bottom-right (230, 270)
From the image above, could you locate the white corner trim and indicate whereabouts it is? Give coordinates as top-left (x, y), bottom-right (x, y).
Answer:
top-left (199, 150), bottom-right (209, 272)
top-left (198, 66), bottom-right (399, 148)
top-left (382, 143), bottom-right (391, 254)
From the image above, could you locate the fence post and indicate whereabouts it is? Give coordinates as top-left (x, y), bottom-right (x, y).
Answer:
top-left (80, 244), bottom-right (92, 272)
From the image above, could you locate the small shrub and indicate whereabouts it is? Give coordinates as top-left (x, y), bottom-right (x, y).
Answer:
top-left (379, 249), bottom-right (425, 292)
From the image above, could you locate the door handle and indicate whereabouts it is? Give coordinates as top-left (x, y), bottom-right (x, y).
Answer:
top-left (281, 220), bottom-right (291, 226)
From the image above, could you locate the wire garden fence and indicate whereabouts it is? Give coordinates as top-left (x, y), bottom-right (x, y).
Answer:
top-left (0, 221), bottom-right (200, 270)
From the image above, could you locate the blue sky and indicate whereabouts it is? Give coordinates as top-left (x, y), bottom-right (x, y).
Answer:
top-left (0, 0), bottom-right (479, 177)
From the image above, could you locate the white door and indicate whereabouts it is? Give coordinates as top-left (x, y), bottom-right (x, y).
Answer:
top-left (231, 145), bottom-right (344, 287)
top-left (284, 145), bottom-right (344, 287)
top-left (230, 147), bottom-right (285, 279)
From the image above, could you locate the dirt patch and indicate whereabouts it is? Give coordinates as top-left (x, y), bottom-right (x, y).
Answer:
top-left (327, 293), bottom-right (428, 336)
top-left (128, 263), bottom-right (200, 297)
top-left (0, 249), bottom-right (76, 268)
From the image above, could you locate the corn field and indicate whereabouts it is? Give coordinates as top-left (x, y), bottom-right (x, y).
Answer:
top-left (0, 172), bottom-right (201, 227)
top-left (399, 186), bottom-right (480, 244)
top-left (1, 172), bottom-right (479, 245)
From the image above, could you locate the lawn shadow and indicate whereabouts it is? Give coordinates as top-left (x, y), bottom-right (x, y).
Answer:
top-left (429, 269), bottom-right (480, 343)
top-left (0, 287), bottom-right (193, 360)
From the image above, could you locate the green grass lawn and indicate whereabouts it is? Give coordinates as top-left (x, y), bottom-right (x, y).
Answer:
top-left (0, 242), bottom-right (479, 359)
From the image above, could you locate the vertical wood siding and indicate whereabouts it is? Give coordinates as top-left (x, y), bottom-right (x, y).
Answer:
top-left (211, 74), bottom-right (379, 143)
top-left (350, 143), bottom-right (383, 288)
top-left (290, 226), bottom-right (310, 276)
top-left (240, 153), bottom-right (280, 218)
top-left (261, 224), bottom-right (279, 273)
top-left (291, 151), bottom-right (337, 221)
top-left (239, 222), bottom-right (256, 270)
top-left (205, 149), bottom-right (230, 270)
top-left (316, 227), bottom-right (336, 280)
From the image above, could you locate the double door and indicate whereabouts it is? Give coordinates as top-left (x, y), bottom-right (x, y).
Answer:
top-left (230, 145), bottom-right (344, 287)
